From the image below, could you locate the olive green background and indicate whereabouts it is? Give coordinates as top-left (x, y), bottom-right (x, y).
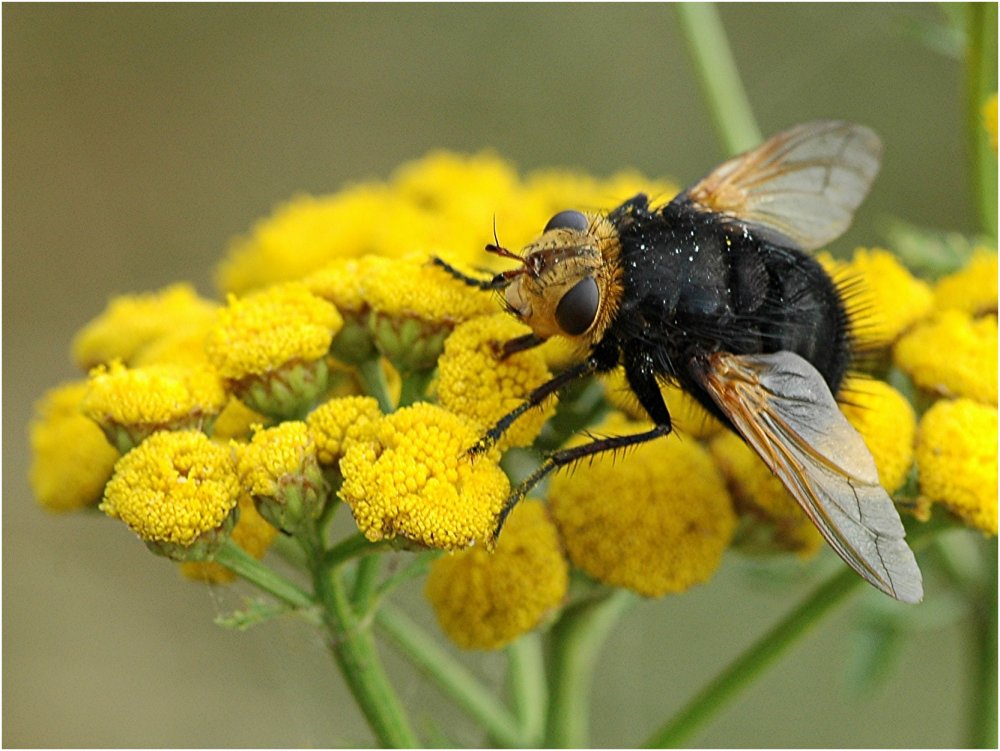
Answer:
top-left (4, 4), bottom-right (983, 747)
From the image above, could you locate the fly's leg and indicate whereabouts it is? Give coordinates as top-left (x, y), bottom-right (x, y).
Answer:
top-left (471, 357), bottom-right (598, 454)
top-left (493, 348), bottom-right (673, 538)
top-left (430, 256), bottom-right (500, 290)
top-left (494, 423), bottom-right (672, 539)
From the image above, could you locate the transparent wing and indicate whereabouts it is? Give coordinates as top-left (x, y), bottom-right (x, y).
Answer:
top-left (695, 350), bottom-right (923, 603)
top-left (680, 121), bottom-right (882, 252)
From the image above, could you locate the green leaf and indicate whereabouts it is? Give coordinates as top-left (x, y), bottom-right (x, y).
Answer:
top-left (878, 216), bottom-right (982, 278)
top-left (214, 598), bottom-right (294, 631)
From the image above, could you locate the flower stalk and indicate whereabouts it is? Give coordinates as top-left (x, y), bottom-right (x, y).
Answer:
top-left (643, 567), bottom-right (863, 748)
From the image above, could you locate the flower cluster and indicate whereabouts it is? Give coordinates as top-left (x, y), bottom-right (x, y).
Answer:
top-left (27, 148), bottom-right (997, 653)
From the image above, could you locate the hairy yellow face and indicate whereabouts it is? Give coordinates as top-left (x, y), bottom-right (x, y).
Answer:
top-left (503, 211), bottom-right (623, 345)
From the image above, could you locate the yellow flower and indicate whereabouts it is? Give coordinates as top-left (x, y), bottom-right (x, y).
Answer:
top-left (302, 256), bottom-right (386, 365)
top-left (708, 431), bottom-right (823, 558)
top-left (180, 494), bottom-right (279, 584)
top-left (435, 314), bottom-right (555, 449)
top-left (839, 377), bottom-right (916, 494)
top-left (425, 500), bottom-right (568, 650)
top-left (819, 248), bottom-right (933, 345)
top-left (237, 421), bottom-right (328, 533)
top-left (210, 397), bottom-right (267, 442)
top-left (365, 254), bottom-right (497, 373)
top-left (72, 284), bottom-right (219, 369)
top-left (601, 369), bottom-right (723, 439)
top-left (29, 381), bottom-right (120, 513)
top-left (916, 399), bottom-right (997, 535)
top-left (101, 430), bottom-right (241, 560)
top-left (339, 403), bottom-right (509, 550)
top-left (205, 283), bottom-right (342, 418)
top-left (307, 395), bottom-right (383, 468)
top-left (548, 413), bottom-right (735, 596)
top-left (82, 361), bottom-right (228, 453)
top-left (984, 92), bottom-right (998, 154)
top-left (933, 249), bottom-right (998, 316)
top-left (894, 310), bottom-right (998, 405)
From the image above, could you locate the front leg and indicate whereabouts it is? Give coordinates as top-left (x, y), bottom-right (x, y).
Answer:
top-left (493, 346), bottom-right (673, 537)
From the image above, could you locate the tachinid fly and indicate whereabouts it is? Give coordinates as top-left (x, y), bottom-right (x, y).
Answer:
top-left (434, 121), bottom-right (923, 603)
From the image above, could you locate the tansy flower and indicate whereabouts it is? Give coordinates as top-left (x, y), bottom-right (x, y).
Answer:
top-left (984, 92), bottom-right (998, 154)
top-left (916, 399), bottom-right (998, 535)
top-left (425, 500), bottom-right (568, 650)
top-left (237, 422), bottom-right (328, 534)
top-left (339, 403), bottom-right (509, 550)
top-left (709, 431), bottom-right (823, 558)
top-left (28, 381), bottom-right (120, 513)
top-left (364, 254), bottom-right (497, 374)
top-left (894, 310), bottom-right (998, 404)
top-left (819, 248), bottom-right (933, 345)
top-left (205, 282), bottom-right (342, 419)
top-left (82, 361), bottom-right (227, 453)
top-left (601, 369), bottom-right (723, 439)
top-left (933, 249), bottom-right (998, 316)
top-left (101, 430), bottom-right (241, 560)
top-left (210, 397), bottom-right (267, 442)
top-left (180, 494), bottom-right (279, 584)
top-left (839, 377), bottom-right (916, 494)
top-left (435, 314), bottom-right (556, 450)
top-left (548, 413), bottom-right (735, 596)
top-left (307, 395), bottom-right (383, 478)
top-left (72, 284), bottom-right (219, 369)
top-left (302, 256), bottom-right (385, 364)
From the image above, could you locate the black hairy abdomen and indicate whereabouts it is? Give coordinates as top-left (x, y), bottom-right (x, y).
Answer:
top-left (603, 194), bottom-right (852, 417)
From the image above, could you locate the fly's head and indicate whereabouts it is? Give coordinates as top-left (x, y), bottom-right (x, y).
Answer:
top-left (487, 210), bottom-right (623, 345)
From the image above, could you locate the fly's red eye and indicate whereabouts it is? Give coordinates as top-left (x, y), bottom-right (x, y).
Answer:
top-left (544, 210), bottom-right (588, 233)
top-left (555, 277), bottom-right (600, 335)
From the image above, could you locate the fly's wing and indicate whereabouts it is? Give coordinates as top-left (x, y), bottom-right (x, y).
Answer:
top-left (694, 350), bottom-right (923, 603)
top-left (679, 121), bottom-right (881, 252)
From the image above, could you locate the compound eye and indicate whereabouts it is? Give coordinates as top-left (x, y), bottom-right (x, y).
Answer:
top-left (555, 277), bottom-right (600, 336)
top-left (544, 209), bottom-right (588, 233)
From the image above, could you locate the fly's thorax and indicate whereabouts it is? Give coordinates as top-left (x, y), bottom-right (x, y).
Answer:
top-left (504, 212), bottom-right (623, 344)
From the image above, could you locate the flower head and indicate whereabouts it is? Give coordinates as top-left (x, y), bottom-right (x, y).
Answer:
top-left (435, 314), bottom-right (555, 449)
top-left (365, 254), bottom-right (497, 374)
top-left (839, 377), bottom-right (916, 494)
top-left (180, 494), bottom-right (279, 583)
top-left (205, 283), bottom-right (342, 418)
top-left (29, 381), bottom-right (120, 513)
top-left (933, 249), bottom-right (998, 316)
top-left (101, 430), bottom-right (241, 560)
top-left (339, 403), bottom-right (508, 550)
top-left (916, 399), bottom-right (997, 535)
top-left (708, 431), bottom-right (822, 557)
top-left (894, 310), bottom-right (998, 405)
top-left (237, 421), bottom-right (328, 533)
top-left (820, 248), bottom-right (933, 345)
top-left (547, 413), bottom-right (735, 596)
top-left (71, 284), bottom-right (219, 369)
top-left (307, 395), bottom-right (383, 471)
top-left (82, 361), bottom-right (227, 453)
top-left (425, 500), bottom-right (568, 650)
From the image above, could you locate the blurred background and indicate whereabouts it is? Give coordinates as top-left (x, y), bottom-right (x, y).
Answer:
top-left (4, 4), bottom-right (985, 747)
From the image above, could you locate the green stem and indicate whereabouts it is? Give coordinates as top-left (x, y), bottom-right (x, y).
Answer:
top-left (643, 567), bottom-right (863, 748)
top-left (352, 554), bottom-right (383, 610)
top-left (214, 538), bottom-right (313, 609)
top-left (507, 633), bottom-right (547, 746)
top-left (358, 357), bottom-right (396, 413)
top-left (675, 3), bottom-right (762, 156)
top-left (313, 559), bottom-right (419, 748)
top-left (968, 536), bottom-right (997, 748)
top-left (376, 604), bottom-right (525, 748)
top-left (964, 2), bottom-right (998, 241)
top-left (545, 589), bottom-right (635, 747)
top-left (324, 532), bottom-right (390, 569)
top-left (397, 368), bottom-right (435, 407)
